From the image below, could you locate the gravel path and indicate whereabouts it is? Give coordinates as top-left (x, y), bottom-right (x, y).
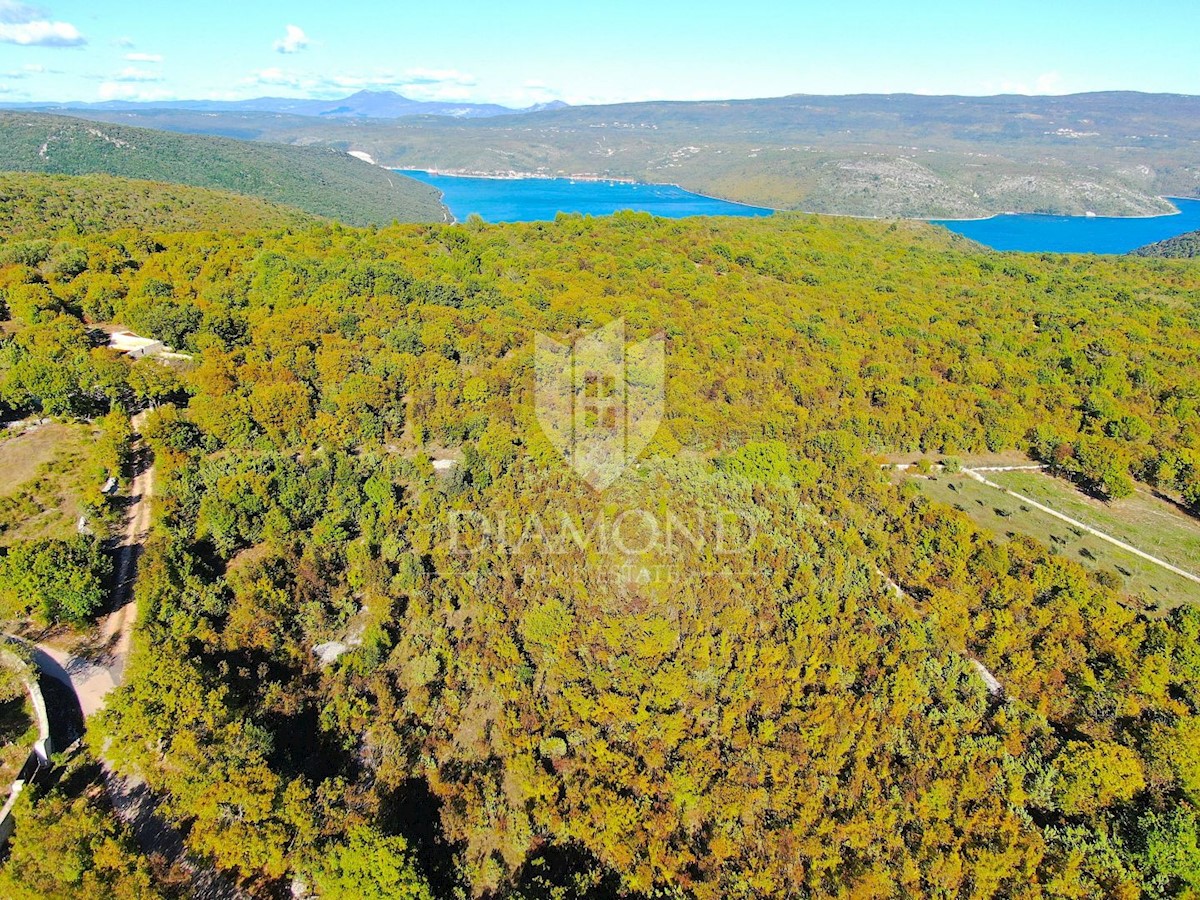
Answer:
top-left (962, 468), bottom-right (1200, 586)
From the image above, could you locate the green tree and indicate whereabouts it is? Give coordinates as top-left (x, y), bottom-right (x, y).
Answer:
top-left (1141, 808), bottom-right (1200, 895)
top-left (1052, 740), bottom-right (1146, 816)
top-left (307, 826), bottom-right (433, 900)
top-left (0, 536), bottom-right (111, 624)
top-left (0, 772), bottom-right (166, 900)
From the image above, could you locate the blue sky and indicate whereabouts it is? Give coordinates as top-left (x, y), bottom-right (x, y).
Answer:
top-left (1, 0), bottom-right (1198, 106)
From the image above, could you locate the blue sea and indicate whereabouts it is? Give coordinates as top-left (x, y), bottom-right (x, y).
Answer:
top-left (401, 171), bottom-right (1200, 254)
top-left (397, 171), bottom-right (775, 223)
top-left (933, 198), bottom-right (1200, 254)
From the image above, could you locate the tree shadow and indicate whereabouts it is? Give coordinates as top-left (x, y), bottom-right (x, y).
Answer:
top-left (1148, 487), bottom-right (1199, 521)
top-left (500, 843), bottom-right (632, 900)
top-left (27, 648), bottom-right (84, 748)
top-left (378, 778), bottom-right (466, 899)
top-left (260, 699), bottom-right (356, 784)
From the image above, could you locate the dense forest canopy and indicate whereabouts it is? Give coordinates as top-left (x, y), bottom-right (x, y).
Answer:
top-left (2, 183), bottom-right (1200, 898)
top-left (0, 172), bottom-right (319, 238)
top-left (1136, 229), bottom-right (1200, 259)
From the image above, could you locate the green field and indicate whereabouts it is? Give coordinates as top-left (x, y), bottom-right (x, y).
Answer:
top-left (906, 470), bottom-right (1200, 609)
top-left (991, 470), bottom-right (1200, 576)
top-left (0, 423), bottom-right (107, 546)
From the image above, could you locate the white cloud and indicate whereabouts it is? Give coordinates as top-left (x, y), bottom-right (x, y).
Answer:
top-left (273, 24), bottom-right (309, 54)
top-left (318, 72), bottom-right (396, 90)
top-left (404, 67), bottom-right (476, 86)
top-left (111, 35), bottom-right (133, 47)
top-left (0, 80), bottom-right (31, 99)
top-left (322, 73), bottom-right (375, 89)
top-left (113, 66), bottom-right (162, 83)
top-left (97, 81), bottom-right (171, 101)
top-left (515, 80), bottom-right (561, 105)
top-left (0, 3), bottom-right (84, 45)
top-left (402, 81), bottom-right (476, 102)
top-left (0, 1), bottom-right (40, 24)
top-left (3, 62), bottom-right (62, 79)
top-left (125, 51), bottom-right (162, 63)
top-left (235, 66), bottom-right (559, 108)
top-left (0, 18), bottom-right (85, 46)
top-left (313, 67), bottom-right (477, 94)
top-left (243, 67), bottom-right (481, 99)
top-left (247, 67), bottom-right (304, 88)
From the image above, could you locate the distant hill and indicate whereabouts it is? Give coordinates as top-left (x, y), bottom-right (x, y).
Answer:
top-left (4, 90), bottom-right (569, 120)
top-left (0, 112), bottom-right (446, 225)
top-left (0, 172), bottom-right (320, 238)
top-left (52, 91), bottom-right (1200, 218)
top-left (1132, 229), bottom-right (1200, 258)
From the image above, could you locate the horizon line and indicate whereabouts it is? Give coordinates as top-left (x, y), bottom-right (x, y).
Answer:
top-left (2, 87), bottom-right (1199, 111)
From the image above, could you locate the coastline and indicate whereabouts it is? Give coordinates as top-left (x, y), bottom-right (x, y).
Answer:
top-left (929, 196), bottom-right (1189, 224)
top-left (396, 167), bottom-right (774, 212)
top-left (659, 181), bottom-right (778, 212)
top-left (395, 167), bottom-right (1198, 227)
top-left (395, 168), bottom-right (776, 218)
top-left (396, 167), bottom-right (640, 185)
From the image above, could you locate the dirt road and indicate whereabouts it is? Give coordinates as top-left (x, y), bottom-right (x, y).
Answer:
top-left (962, 467), bottom-right (1200, 587)
top-left (36, 412), bottom-right (153, 717)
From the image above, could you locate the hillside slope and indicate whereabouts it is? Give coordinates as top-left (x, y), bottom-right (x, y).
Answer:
top-left (0, 112), bottom-right (446, 225)
top-left (5, 211), bottom-right (1200, 898)
top-left (1133, 229), bottom-right (1200, 258)
top-left (61, 91), bottom-right (1200, 218)
top-left (0, 172), bottom-right (319, 237)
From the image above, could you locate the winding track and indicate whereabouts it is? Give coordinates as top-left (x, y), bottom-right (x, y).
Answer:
top-left (895, 461), bottom-right (1200, 586)
top-left (27, 413), bottom-right (245, 900)
top-left (961, 467), bottom-right (1200, 587)
top-left (35, 411), bottom-right (152, 717)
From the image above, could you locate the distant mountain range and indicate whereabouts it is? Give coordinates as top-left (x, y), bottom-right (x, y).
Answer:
top-left (6, 91), bottom-right (1200, 219)
top-left (34, 90), bottom-right (1199, 218)
top-left (2, 89), bottom-right (570, 120)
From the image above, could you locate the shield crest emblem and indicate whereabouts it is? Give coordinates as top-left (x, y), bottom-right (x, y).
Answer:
top-left (535, 319), bottom-right (665, 490)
